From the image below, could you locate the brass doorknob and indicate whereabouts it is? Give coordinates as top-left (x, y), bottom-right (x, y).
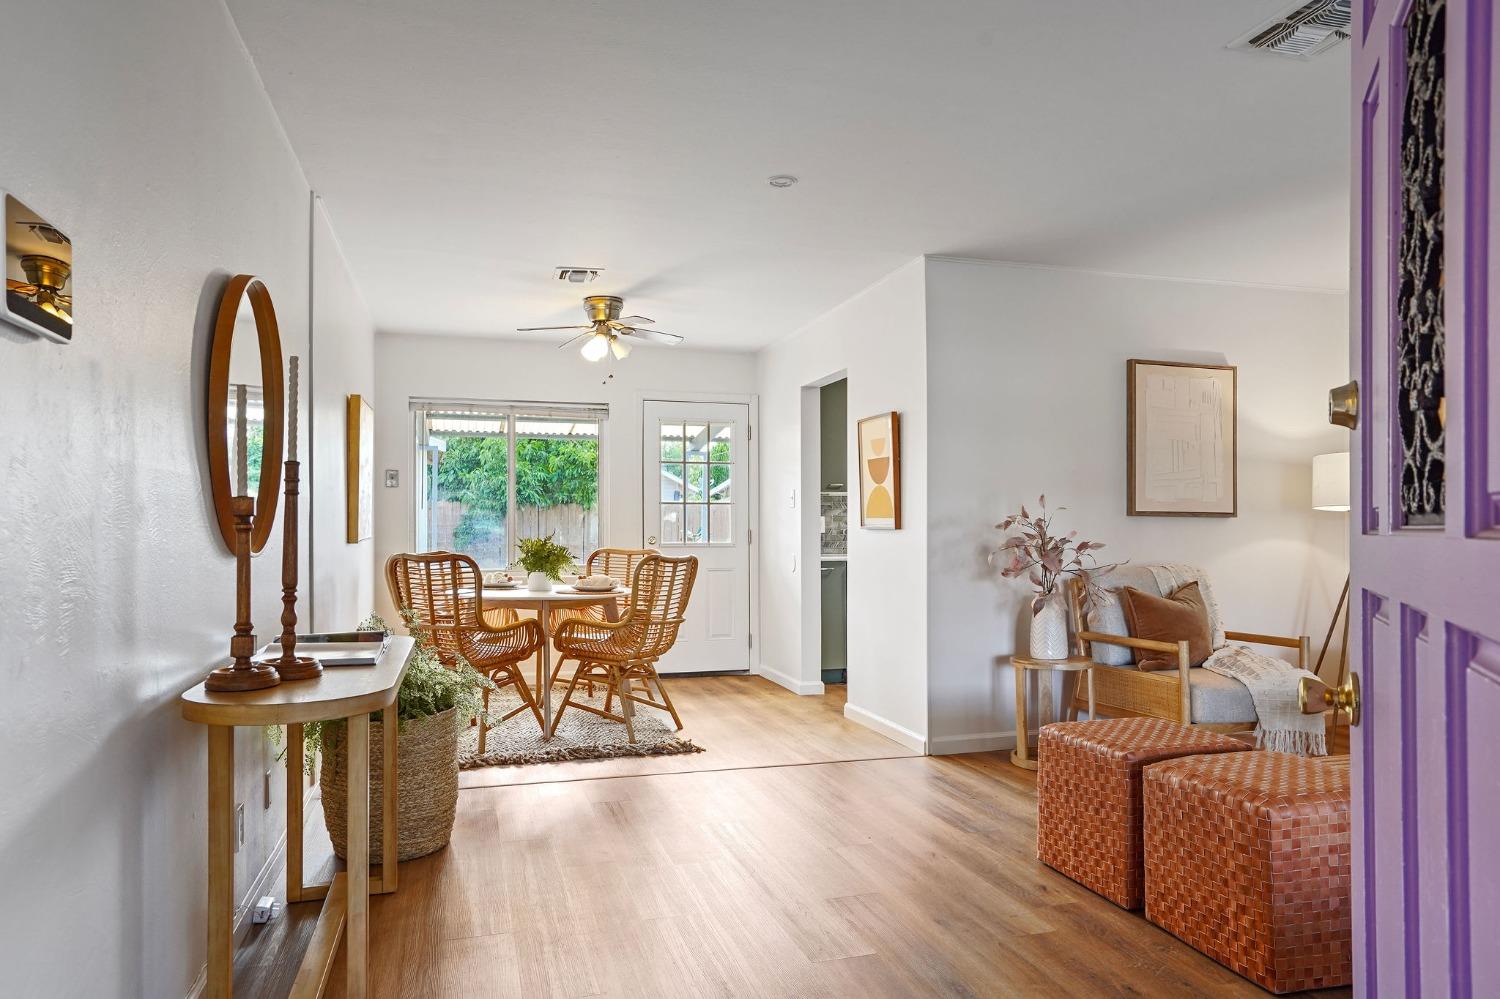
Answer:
top-left (646, 535), bottom-right (657, 546)
top-left (1299, 672), bottom-right (1361, 726)
top-left (1329, 380), bottom-right (1360, 429)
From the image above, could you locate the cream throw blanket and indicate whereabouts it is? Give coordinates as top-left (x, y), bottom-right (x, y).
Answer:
top-left (1146, 564), bottom-right (1325, 757)
top-left (1201, 646), bottom-right (1327, 756)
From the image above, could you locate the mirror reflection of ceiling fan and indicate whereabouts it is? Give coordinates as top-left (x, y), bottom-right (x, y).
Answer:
top-left (5, 254), bottom-right (73, 326)
top-left (517, 295), bottom-right (684, 362)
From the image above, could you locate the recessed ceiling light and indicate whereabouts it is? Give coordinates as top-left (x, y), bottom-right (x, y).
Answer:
top-left (768, 175), bottom-right (798, 188)
top-left (554, 266), bottom-right (602, 283)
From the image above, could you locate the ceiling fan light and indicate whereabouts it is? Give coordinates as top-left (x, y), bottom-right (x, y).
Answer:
top-left (580, 333), bottom-right (610, 362)
top-left (609, 336), bottom-right (631, 360)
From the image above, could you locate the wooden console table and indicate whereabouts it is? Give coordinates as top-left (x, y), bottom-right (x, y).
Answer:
top-left (181, 636), bottom-right (414, 998)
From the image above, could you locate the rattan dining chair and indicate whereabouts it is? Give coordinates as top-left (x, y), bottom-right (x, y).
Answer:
top-left (547, 547), bottom-right (657, 692)
top-left (386, 552), bottom-right (547, 752)
top-left (550, 553), bottom-right (697, 743)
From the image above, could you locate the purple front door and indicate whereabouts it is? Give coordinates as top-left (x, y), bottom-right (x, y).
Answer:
top-left (1352, 0), bottom-right (1499, 995)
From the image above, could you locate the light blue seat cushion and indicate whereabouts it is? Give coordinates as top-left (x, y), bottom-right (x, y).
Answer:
top-left (1188, 668), bottom-right (1257, 724)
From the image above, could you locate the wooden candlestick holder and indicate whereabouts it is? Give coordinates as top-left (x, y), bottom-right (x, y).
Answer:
top-left (206, 494), bottom-right (281, 692)
top-left (268, 459), bottom-right (321, 680)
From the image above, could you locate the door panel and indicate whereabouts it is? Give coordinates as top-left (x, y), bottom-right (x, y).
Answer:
top-left (643, 400), bottom-right (751, 673)
top-left (1352, 1), bottom-right (1499, 995)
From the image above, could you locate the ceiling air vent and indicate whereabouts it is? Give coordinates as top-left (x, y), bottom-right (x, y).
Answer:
top-left (1229, 0), bottom-right (1352, 59)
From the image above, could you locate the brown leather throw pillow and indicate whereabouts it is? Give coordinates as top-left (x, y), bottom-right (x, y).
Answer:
top-left (1118, 581), bottom-right (1212, 671)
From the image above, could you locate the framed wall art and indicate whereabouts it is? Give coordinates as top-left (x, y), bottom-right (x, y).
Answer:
top-left (856, 411), bottom-right (902, 529)
top-left (1126, 359), bottom-right (1237, 517)
top-left (3, 191), bottom-right (73, 343)
top-left (346, 393), bottom-right (375, 542)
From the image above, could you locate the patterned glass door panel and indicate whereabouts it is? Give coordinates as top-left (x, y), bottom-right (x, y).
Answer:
top-left (1351, 2), bottom-right (1499, 996)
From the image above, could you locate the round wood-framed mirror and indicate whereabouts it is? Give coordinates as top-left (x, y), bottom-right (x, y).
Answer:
top-left (206, 275), bottom-right (285, 553)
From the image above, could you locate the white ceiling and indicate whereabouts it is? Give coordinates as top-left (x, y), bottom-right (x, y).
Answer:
top-left (227, 0), bottom-right (1350, 351)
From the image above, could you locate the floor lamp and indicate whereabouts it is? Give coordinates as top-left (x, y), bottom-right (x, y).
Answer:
top-left (1312, 452), bottom-right (1351, 711)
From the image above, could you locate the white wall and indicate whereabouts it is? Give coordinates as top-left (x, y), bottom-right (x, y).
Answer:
top-left (309, 198), bottom-right (377, 631)
top-left (372, 333), bottom-right (757, 622)
top-left (755, 259), bottom-right (930, 750)
top-left (923, 258), bottom-right (1349, 753)
top-left (0, 3), bottom-right (371, 994)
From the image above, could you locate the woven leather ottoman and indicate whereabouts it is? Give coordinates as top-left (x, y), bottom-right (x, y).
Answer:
top-left (1143, 752), bottom-right (1351, 994)
top-left (1035, 718), bottom-right (1251, 909)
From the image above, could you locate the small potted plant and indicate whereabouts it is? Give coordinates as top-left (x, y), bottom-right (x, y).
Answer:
top-left (993, 495), bottom-right (1119, 659)
top-left (515, 533), bottom-right (574, 592)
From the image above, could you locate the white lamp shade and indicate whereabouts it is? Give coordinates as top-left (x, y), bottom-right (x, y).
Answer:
top-left (1312, 451), bottom-right (1351, 511)
top-left (580, 333), bottom-right (610, 362)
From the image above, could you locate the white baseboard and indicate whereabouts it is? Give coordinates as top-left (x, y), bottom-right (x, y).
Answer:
top-left (843, 702), bottom-right (927, 753)
top-left (927, 730), bottom-right (1019, 755)
top-left (185, 964), bottom-right (207, 999)
top-left (237, 828), bottom-right (288, 944)
top-left (757, 664), bottom-right (825, 696)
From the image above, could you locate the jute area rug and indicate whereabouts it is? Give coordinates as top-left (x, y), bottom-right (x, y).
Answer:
top-left (459, 685), bottom-right (704, 769)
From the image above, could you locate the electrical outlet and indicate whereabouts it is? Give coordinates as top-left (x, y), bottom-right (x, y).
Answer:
top-left (235, 803), bottom-right (245, 853)
top-left (252, 896), bottom-right (282, 924)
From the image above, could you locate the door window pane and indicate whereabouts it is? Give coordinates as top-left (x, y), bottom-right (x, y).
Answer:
top-left (709, 464), bottom-right (732, 502)
top-left (661, 505), bottom-right (683, 544)
top-left (709, 505), bottom-right (733, 544)
top-left (660, 462), bottom-right (684, 501)
top-left (685, 423), bottom-right (711, 461)
top-left (685, 504), bottom-right (709, 543)
top-left (709, 423), bottom-right (733, 461)
top-left (684, 463), bottom-right (707, 502)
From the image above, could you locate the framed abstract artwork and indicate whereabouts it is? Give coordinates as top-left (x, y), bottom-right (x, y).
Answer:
top-left (1127, 359), bottom-right (1236, 517)
top-left (856, 411), bottom-right (902, 529)
top-left (346, 394), bottom-right (375, 542)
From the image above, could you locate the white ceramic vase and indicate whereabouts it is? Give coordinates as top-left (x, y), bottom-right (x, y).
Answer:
top-left (526, 571), bottom-right (553, 593)
top-left (1029, 594), bottom-right (1070, 660)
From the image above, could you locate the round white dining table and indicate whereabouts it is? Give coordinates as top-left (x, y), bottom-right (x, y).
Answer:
top-left (481, 586), bottom-right (622, 736)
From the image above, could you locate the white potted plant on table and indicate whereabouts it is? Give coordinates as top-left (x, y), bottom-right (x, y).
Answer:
top-left (993, 495), bottom-right (1118, 660)
top-left (515, 534), bottom-right (575, 593)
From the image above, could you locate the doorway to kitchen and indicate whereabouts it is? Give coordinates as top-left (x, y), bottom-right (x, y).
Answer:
top-left (818, 378), bottom-right (848, 686)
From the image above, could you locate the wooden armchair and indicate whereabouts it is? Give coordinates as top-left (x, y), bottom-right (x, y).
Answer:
top-left (550, 554), bottom-right (697, 742)
top-left (1064, 572), bottom-right (1310, 733)
top-left (386, 552), bottom-right (547, 751)
top-left (547, 547), bottom-right (657, 691)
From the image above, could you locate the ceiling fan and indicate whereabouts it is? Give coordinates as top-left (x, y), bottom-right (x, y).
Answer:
top-left (5, 254), bottom-right (73, 326)
top-left (517, 295), bottom-right (684, 362)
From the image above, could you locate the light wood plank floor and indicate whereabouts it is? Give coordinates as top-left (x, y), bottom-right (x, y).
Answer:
top-left (238, 676), bottom-right (1352, 998)
top-left (460, 675), bottom-right (918, 789)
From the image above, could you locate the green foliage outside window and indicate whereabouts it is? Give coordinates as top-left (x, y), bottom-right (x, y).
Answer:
top-left (433, 435), bottom-right (599, 552)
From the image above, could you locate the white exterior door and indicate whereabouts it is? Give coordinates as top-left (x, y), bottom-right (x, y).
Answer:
top-left (642, 400), bottom-right (751, 673)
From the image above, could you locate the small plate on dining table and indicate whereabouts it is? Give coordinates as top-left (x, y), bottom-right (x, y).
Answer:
top-left (566, 584), bottom-right (620, 594)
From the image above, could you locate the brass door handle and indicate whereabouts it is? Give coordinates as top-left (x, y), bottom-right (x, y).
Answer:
top-left (646, 535), bottom-right (657, 546)
top-left (1299, 672), bottom-right (1361, 726)
top-left (1329, 380), bottom-right (1359, 429)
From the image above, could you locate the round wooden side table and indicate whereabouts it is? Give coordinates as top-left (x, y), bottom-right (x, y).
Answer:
top-left (1010, 654), bottom-right (1096, 770)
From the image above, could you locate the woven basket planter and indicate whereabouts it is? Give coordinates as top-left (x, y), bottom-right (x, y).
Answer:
top-left (320, 706), bottom-right (459, 864)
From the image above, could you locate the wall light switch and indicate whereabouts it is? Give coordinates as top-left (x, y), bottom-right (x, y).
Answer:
top-left (384, 469), bottom-right (400, 488)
